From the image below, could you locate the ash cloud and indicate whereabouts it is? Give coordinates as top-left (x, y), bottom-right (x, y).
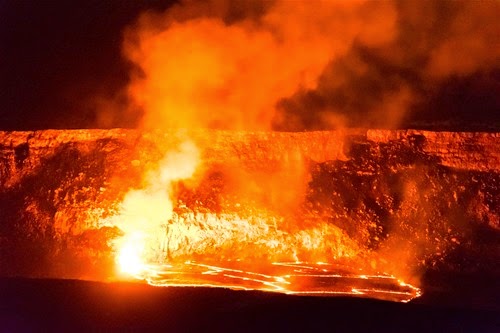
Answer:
top-left (121, 0), bottom-right (500, 131)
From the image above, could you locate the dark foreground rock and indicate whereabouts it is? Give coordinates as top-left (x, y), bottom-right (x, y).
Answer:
top-left (0, 278), bottom-right (498, 332)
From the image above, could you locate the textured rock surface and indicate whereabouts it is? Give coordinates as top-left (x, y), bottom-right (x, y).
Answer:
top-left (0, 129), bottom-right (498, 295)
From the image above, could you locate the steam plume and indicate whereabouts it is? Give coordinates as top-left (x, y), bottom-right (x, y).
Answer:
top-left (122, 0), bottom-right (397, 130)
top-left (120, 0), bottom-right (499, 131)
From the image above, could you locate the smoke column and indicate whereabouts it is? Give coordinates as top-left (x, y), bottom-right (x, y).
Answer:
top-left (120, 0), bottom-right (499, 131)
top-left (122, 0), bottom-right (397, 130)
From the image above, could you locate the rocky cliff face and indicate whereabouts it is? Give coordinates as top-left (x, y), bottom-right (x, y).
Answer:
top-left (0, 129), bottom-right (498, 299)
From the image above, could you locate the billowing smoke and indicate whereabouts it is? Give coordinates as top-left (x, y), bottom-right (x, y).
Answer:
top-left (122, 0), bottom-right (397, 130)
top-left (119, 0), bottom-right (499, 131)
top-left (275, 0), bottom-right (500, 130)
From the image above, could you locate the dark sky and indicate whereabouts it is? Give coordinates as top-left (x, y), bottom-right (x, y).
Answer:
top-left (0, 0), bottom-right (499, 131)
top-left (0, 0), bottom-right (174, 130)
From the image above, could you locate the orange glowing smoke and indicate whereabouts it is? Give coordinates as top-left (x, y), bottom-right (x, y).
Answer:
top-left (93, 1), bottom-right (500, 130)
top-left (122, 0), bottom-right (398, 130)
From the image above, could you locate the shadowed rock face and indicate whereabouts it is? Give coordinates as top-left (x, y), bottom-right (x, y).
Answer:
top-left (0, 129), bottom-right (498, 293)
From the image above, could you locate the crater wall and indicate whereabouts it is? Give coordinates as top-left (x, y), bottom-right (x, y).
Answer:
top-left (0, 129), bottom-right (498, 303)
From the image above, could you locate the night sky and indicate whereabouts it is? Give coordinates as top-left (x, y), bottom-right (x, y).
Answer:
top-left (0, 0), bottom-right (173, 130)
top-left (0, 0), bottom-right (499, 131)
